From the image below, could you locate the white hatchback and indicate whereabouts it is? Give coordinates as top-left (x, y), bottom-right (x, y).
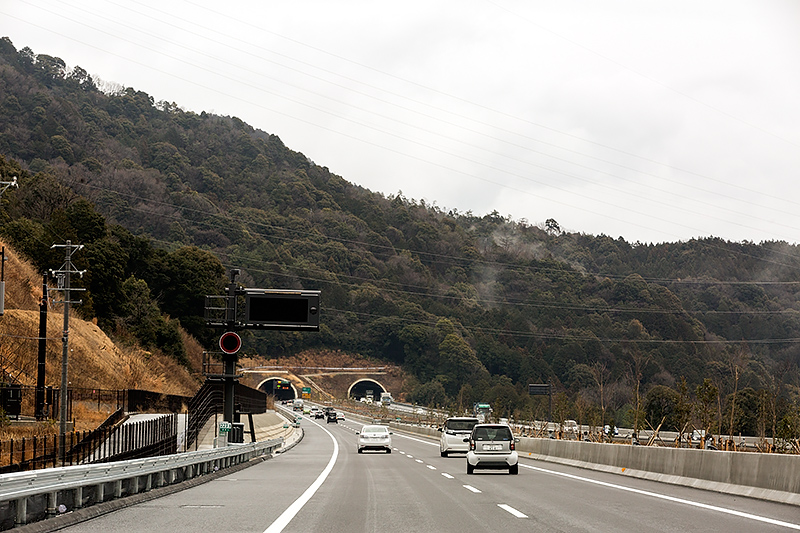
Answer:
top-left (357, 425), bottom-right (393, 453)
top-left (439, 417), bottom-right (480, 457)
top-left (465, 424), bottom-right (519, 475)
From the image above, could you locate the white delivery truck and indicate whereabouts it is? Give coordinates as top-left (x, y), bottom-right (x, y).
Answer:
top-left (293, 398), bottom-right (304, 411)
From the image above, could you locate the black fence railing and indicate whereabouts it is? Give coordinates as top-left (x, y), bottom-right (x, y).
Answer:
top-left (184, 380), bottom-right (267, 450)
top-left (1, 381), bottom-right (265, 472)
top-left (0, 385), bottom-right (130, 421)
top-left (0, 413), bottom-right (177, 473)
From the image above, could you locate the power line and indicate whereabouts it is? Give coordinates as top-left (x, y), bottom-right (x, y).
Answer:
top-left (323, 307), bottom-right (800, 345)
top-left (6, 1), bottom-right (800, 243)
top-left (67, 179), bottom-right (800, 285)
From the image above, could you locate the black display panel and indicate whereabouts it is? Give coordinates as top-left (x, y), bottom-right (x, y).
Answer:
top-left (244, 290), bottom-right (320, 330)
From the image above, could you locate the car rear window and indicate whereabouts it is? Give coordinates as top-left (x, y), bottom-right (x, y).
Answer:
top-left (473, 426), bottom-right (512, 441)
top-left (362, 426), bottom-right (388, 433)
top-left (446, 419), bottom-right (479, 431)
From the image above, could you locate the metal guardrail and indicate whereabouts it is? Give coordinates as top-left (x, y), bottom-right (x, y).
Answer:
top-left (0, 437), bottom-right (283, 530)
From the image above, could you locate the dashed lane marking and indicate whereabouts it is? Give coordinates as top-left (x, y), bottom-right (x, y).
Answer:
top-left (441, 473), bottom-right (454, 479)
top-left (426, 465), bottom-right (436, 470)
top-left (463, 485), bottom-right (482, 493)
top-left (498, 504), bottom-right (528, 518)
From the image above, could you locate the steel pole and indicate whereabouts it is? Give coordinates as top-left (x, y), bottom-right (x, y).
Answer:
top-left (59, 242), bottom-right (71, 461)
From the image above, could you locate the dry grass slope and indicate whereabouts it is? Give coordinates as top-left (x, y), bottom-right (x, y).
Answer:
top-left (0, 241), bottom-right (200, 396)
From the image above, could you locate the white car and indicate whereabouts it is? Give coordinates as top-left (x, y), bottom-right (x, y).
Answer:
top-left (439, 417), bottom-right (479, 457)
top-left (465, 424), bottom-right (519, 475)
top-left (357, 425), bottom-right (393, 453)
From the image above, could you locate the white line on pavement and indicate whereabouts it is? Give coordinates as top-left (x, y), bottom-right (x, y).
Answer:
top-left (441, 473), bottom-right (454, 479)
top-left (497, 504), bottom-right (528, 518)
top-left (463, 485), bottom-right (482, 493)
top-left (392, 433), bottom-right (438, 447)
top-left (264, 418), bottom-right (339, 533)
top-left (426, 465), bottom-right (436, 470)
top-left (520, 463), bottom-right (800, 530)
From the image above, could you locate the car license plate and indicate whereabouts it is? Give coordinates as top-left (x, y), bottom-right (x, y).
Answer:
top-left (483, 444), bottom-right (502, 451)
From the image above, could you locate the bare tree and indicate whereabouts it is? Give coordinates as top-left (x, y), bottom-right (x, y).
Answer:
top-left (591, 362), bottom-right (610, 429)
top-left (696, 378), bottom-right (718, 449)
top-left (726, 343), bottom-right (750, 449)
top-left (625, 348), bottom-right (651, 439)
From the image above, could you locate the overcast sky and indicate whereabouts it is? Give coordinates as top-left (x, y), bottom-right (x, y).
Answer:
top-left (2, 0), bottom-right (799, 244)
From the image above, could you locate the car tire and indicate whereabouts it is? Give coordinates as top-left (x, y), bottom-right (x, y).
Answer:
top-left (440, 450), bottom-right (448, 457)
top-left (386, 448), bottom-right (392, 454)
top-left (358, 448), bottom-right (363, 454)
top-left (509, 464), bottom-right (518, 475)
top-left (467, 463), bottom-right (474, 475)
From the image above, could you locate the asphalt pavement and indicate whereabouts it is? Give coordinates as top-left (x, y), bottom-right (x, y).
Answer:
top-left (54, 409), bottom-right (800, 533)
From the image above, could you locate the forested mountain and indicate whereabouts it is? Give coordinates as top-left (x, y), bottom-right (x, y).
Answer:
top-left (1, 37), bottom-right (799, 439)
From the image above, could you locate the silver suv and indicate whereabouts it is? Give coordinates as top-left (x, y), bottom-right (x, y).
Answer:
top-left (439, 417), bottom-right (479, 457)
top-left (465, 424), bottom-right (519, 475)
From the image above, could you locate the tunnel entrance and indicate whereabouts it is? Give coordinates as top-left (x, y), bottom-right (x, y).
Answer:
top-left (348, 379), bottom-right (386, 401)
top-left (258, 378), bottom-right (297, 401)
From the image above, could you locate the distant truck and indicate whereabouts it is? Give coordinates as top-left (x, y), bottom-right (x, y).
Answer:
top-left (380, 392), bottom-right (393, 406)
top-left (293, 398), bottom-right (304, 411)
top-left (473, 402), bottom-right (492, 423)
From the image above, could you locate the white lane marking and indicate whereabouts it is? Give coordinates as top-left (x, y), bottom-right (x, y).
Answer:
top-left (463, 485), bottom-right (482, 493)
top-left (520, 463), bottom-right (800, 530)
top-left (415, 459), bottom-right (424, 463)
top-left (375, 423), bottom-right (799, 529)
top-left (263, 418), bottom-right (339, 533)
top-left (426, 465), bottom-right (436, 470)
top-left (441, 473), bottom-right (454, 479)
top-left (392, 433), bottom-right (439, 447)
top-left (407, 454), bottom-right (414, 458)
top-left (498, 504), bottom-right (528, 518)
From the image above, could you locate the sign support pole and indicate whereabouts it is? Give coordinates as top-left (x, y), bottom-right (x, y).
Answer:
top-left (223, 270), bottom-right (239, 424)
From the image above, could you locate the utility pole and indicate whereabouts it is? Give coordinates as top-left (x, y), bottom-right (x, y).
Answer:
top-left (0, 174), bottom-right (17, 196)
top-left (50, 240), bottom-right (85, 461)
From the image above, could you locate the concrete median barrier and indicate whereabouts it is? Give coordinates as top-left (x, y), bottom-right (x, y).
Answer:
top-left (516, 437), bottom-right (800, 506)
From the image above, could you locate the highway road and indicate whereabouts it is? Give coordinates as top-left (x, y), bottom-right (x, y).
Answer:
top-left (60, 414), bottom-right (800, 532)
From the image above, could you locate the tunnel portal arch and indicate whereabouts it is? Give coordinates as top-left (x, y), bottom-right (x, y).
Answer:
top-left (258, 377), bottom-right (298, 401)
top-left (347, 379), bottom-right (387, 400)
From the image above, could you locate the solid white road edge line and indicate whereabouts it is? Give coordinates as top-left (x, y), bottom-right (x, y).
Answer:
top-left (497, 504), bottom-right (528, 518)
top-left (520, 463), bottom-right (800, 530)
top-left (263, 418), bottom-right (339, 533)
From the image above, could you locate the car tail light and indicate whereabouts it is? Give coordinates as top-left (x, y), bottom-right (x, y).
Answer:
top-left (469, 440), bottom-right (475, 451)
top-left (510, 441), bottom-right (515, 451)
